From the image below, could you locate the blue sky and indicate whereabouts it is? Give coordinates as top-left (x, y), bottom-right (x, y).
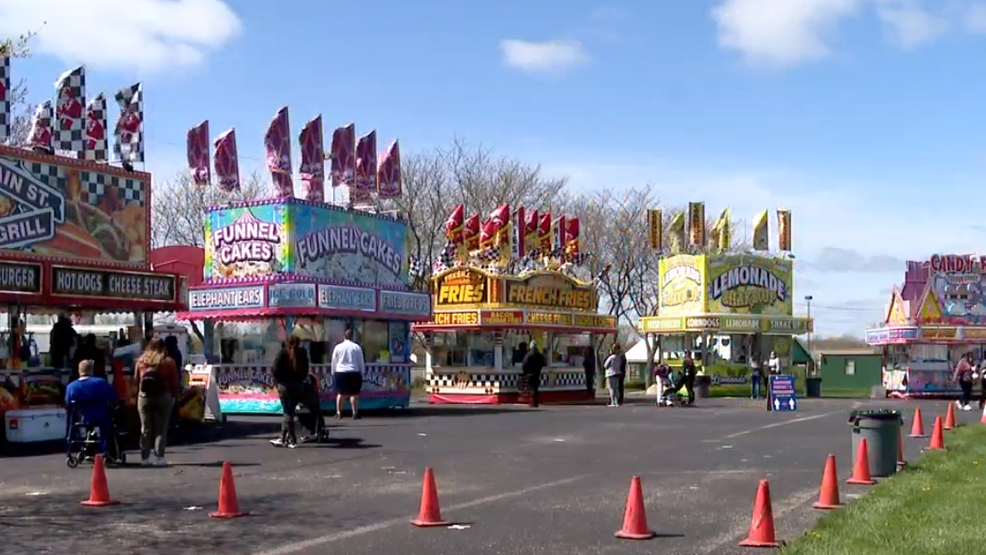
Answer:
top-left (3, 0), bottom-right (986, 336)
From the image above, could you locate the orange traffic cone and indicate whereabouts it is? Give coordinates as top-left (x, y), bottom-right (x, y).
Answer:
top-left (846, 438), bottom-right (876, 485)
top-left (980, 404), bottom-right (986, 425)
top-left (80, 454), bottom-right (120, 507)
top-left (615, 476), bottom-right (656, 540)
top-left (411, 467), bottom-right (450, 527)
top-left (897, 428), bottom-right (907, 469)
top-left (908, 408), bottom-right (926, 438)
top-left (209, 461), bottom-right (247, 518)
top-left (944, 403), bottom-right (957, 430)
top-left (738, 479), bottom-right (780, 548)
top-left (812, 454), bottom-right (842, 510)
top-left (927, 416), bottom-right (946, 450)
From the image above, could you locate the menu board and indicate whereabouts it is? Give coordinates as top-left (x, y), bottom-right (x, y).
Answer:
top-left (0, 261), bottom-right (42, 294)
top-left (51, 266), bottom-right (175, 302)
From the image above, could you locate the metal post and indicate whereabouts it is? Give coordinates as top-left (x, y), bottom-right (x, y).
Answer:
top-left (805, 295), bottom-right (814, 375)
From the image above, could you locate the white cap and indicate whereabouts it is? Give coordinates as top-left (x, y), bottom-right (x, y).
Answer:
top-left (530, 341), bottom-right (537, 350)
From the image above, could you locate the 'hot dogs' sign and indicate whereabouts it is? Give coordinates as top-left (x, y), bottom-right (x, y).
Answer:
top-left (52, 266), bottom-right (175, 302)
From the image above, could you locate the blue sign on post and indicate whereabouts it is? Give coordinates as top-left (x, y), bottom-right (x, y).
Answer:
top-left (769, 374), bottom-right (798, 412)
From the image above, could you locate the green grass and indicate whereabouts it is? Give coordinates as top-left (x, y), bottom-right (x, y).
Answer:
top-left (780, 425), bottom-right (986, 555)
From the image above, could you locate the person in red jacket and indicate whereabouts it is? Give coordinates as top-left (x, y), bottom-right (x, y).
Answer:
top-left (134, 338), bottom-right (180, 467)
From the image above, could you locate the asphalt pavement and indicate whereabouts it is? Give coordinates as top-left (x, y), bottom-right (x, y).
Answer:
top-left (0, 395), bottom-right (970, 555)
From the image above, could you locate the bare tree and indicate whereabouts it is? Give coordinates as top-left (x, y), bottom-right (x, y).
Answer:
top-left (152, 170), bottom-right (272, 248)
top-left (387, 137), bottom-right (570, 289)
top-left (2, 31), bottom-right (40, 146)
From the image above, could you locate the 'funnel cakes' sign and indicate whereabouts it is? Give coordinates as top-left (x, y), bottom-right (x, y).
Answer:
top-left (207, 206), bottom-right (285, 279)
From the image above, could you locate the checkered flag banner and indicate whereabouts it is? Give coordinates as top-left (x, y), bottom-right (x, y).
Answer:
top-left (54, 66), bottom-right (86, 152)
top-left (408, 255), bottom-right (423, 279)
top-left (26, 100), bottom-right (54, 151)
top-left (113, 82), bottom-right (144, 163)
top-left (83, 93), bottom-right (108, 162)
top-left (0, 55), bottom-right (10, 143)
top-left (432, 241), bottom-right (456, 273)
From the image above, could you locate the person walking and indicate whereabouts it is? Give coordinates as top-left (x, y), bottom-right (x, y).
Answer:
top-left (954, 352), bottom-right (975, 411)
top-left (331, 329), bottom-right (365, 419)
top-left (750, 358), bottom-right (764, 399)
top-left (521, 341), bottom-right (546, 408)
top-left (604, 345), bottom-right (621, 407)
top-left (613, 344), bottom-right (627, 405)
top-left (134, 338), bottom-right (180, 466)
top-left (271, 336), bottom-right (308, 447)
top-left (582, 345), bottom-right (596, 399)
top-left (682, 351), bottom-right (698, 406)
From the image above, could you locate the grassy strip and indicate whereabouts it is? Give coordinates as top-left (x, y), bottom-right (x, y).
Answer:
top-left (780, 424), bottom-right (986, 555)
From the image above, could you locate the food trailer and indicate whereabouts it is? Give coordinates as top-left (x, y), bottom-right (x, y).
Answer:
top-left (638, 253), bottom-right (812, 367)
top-left (176, 198), bottom-right (432, 414)
top-left (0, 144), bottom-right (189, 444)
top-left (413, 266), bottom-right (616, 404)
top-left (866, 254), bottom-right (986, 398)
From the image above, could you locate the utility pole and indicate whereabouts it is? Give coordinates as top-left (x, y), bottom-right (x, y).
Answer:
top-left (805, 295), bottom-right (814, 375)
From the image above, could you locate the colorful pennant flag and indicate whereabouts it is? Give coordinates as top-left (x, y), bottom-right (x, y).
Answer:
top-left (54, 66), bottom-right (86, 152)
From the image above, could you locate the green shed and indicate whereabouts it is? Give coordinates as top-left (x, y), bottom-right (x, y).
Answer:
top-left (817, 349), bottom-right (882, 397)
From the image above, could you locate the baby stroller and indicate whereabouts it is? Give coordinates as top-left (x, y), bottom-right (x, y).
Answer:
top-left (295, 374), bottom-right (329, 444)
top-left (65, 400), bottom-right (128, 468)
top-left (657, 369), bottom-right (688, 407)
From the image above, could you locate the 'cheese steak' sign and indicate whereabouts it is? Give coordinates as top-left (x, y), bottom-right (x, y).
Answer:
top-left (52, 266), bottom-right (175, 302)
top-left (505, 273), bottom-right (595, 311)
top-left (0, 261), bottom-right (41, 294)
top-left (436, 269), bottom-right (487, 306)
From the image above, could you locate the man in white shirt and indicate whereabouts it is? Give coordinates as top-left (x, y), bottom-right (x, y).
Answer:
top-left (331, 329), bottom-right (366, 419)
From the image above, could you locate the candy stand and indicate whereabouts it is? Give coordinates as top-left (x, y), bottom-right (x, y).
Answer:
top-left (866, 255), bottom-right (986, 398)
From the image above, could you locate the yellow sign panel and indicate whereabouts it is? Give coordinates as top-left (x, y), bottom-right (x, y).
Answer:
top-left (526, 312), bottom-right (574, 326)
top-left (706, 255), bottom-right (793, 317)
top-left (922, 327), bottom-right (957, 340)
top-left (505, 273), bottom-right (596, 311)
top-left (432, 311), bottom-right (479, 326)
top-left (435, 268), bottom-right (488, 307)
top-left (480, 310), bottom-right (524, 325)
top-left (573, 314), bottom-right (617, 329)
top-left (887, 294), bottom-right (908, 325)
top-left (640, 317), bottom-right (684, 332)
top-left (658, 254), bottom-right (706, 317)
top-left (965, 328), bottom-right (986, 339)
top-left (918, 291), bottom-right (943, 323)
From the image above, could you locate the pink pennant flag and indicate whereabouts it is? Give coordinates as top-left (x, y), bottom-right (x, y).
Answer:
top-left (376, 139), bottom-right (402, 199)
top-left (213, 128), bottom-right (240, 192)
top-left (353, 130), bottom-right (377, 205)
top-left (264, 106), bottom-right (293, 197)
top-left (186, 120), bottom-right (210, 187)
top-left (298, 115), bottom-right (325, 202)
top-left (330, 123), bottom-right (356, 187)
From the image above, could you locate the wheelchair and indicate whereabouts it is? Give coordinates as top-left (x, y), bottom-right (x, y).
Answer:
top-left (65, 400), bottom-right (128, 468)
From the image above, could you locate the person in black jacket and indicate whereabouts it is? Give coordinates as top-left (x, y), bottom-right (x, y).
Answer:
top-left (73, 334), bottom-right (106, 380)
top-left (270, 336), bottom-right (308, 448)
top-left (583, 345), bottom-right (596, 399)
top-left (682, 350), bottom-right (698, 406)
top-left (522, 341), bottom-right (547, 408)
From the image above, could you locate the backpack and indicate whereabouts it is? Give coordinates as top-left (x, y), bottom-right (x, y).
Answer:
top-left (140, 364), bottom-right (165, 397)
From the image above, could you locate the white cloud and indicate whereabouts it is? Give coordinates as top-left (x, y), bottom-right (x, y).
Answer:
top-left (967, 3), bottom-right (986, 33)
top-left (711, 0), bottom-right (965, 68)
top-left (0, 0), bottom-right (242, 73)
top-left (499, 39), bottom-right (590, 75)
top-left (710, 0), bottom-right (862, 68)
top-left (874, 0), bottom-right (948, 48)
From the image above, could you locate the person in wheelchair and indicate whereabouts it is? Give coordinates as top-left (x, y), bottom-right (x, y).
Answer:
top-left (65, 359), bottom-right (121, 462)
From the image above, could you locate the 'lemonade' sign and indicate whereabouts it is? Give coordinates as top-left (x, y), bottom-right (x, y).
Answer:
top-left (706, 255), bottom-right (793, 316)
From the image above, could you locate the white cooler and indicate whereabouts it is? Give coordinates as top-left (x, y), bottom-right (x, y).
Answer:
top-left (5, 408), bottom-right (67, 443)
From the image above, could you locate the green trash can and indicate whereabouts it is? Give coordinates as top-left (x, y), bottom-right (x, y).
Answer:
top-left (849, 409), bottom-right (902, 478)
top-left (695, 375), bottom-right (712, 398)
